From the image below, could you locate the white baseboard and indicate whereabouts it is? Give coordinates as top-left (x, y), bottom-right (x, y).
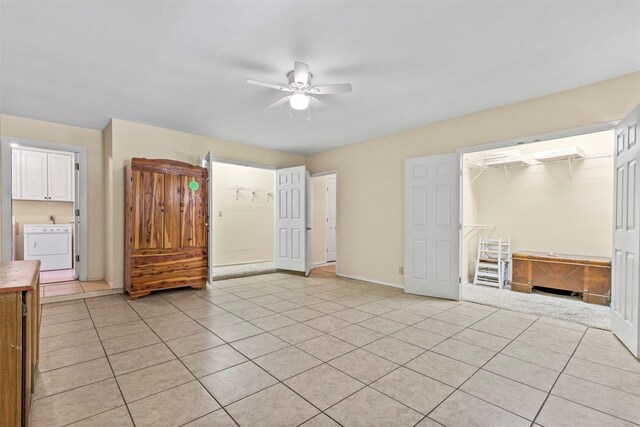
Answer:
top-left (336, 272), bottom-right (404, 290)
top-left (213, 260), bottom-right (273, 268)
top-left (313, 261), bottom-right (336, 267)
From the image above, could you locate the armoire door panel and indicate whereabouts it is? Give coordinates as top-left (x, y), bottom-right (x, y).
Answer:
top-left (181, 175), bottom-right (207, 248)
top-left (163, 174), bottom-right (181, 248)
top-left (132, 170), bottom-right (164, 250)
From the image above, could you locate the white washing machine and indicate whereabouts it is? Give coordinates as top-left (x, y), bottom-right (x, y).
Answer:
top-left (23, 224), bottom-right (73, 271)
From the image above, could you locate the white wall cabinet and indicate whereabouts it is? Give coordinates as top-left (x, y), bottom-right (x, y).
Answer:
top-left (14, 148), bottom-right (74, 202)
top-left (47, 153), bottom-right (74, 201)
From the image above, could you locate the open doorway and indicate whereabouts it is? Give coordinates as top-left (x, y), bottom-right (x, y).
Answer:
top-left (405, 109), bottom-right (640, 356)
top-left (310, 172), bottom-right (337, 274)
top-left (461, 130), bottom-right (614, 311)
top-left (210, 161), bottom-right (276, 279)
top-left (1, 137), bottom-right (103, 297)
top-left (12, 145), bottom-right (77, 284)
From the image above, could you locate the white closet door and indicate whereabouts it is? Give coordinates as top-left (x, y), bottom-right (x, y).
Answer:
top-left (275, 166), bottom-right (309, 273)
top-left (201, 151), bottom-right (214, 284)
top-left (326, 175), bottom-right (337, 262)
top-left (48, 152), bottom-right (74, 201)
top-left (20, 149), bottom-right (48, 201)
top-left (612, 104), bottom-right (640, 358)
top-left (404, 153), bottom-right (461, 300)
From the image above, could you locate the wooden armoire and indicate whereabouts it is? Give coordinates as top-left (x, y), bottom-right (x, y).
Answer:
top-left (125, 158), bottom-right (208, 299)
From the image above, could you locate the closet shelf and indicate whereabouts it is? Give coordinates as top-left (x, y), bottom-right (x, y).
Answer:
top-left (466, 152), bottom-right (612, 183)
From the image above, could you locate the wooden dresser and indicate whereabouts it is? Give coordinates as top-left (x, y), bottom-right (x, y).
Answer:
top-left (511, 251), bottom-right (611, 305)
top-left (125, 158), bottom-right (208, 299)
top-left (0, 260), bottom-right (41, 427)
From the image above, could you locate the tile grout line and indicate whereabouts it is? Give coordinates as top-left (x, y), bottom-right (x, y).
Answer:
top-left (167, 278), bottom-right (396, 426)
top-left (197, 279), bottom-right (542, 425)
top-left (55, 295), bottom-right (137, 427)
top-left (531, 326), bottom-right (640, 426)
top-left (418, 304), bottom-right (545, 426)
top-left (34, 273), bottom-right (626, 427)
top-left (530, 325), bottom-right (588, 425)
top-left (125, 294), bottom-right (240, 426)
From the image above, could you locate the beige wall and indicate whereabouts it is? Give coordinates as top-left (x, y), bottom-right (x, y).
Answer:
top-left (0, 114), bottom-right (105, 280)
top-left (104, 119), bottom-right (305, 287)
top-left (12, 201), bottom-right (74, 260)
top-left (463, 130), bottom-right (614, 282)
top-left (306, 72), bottom-right (640, 287)
top-left (2, 72), bottom-right (639, 290)
top-left (212, 162), bottom-right (274, 266)
top-left (312, 175), bottom-right (327, 264)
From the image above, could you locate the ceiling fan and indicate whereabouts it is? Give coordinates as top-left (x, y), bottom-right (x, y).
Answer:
top-left (246, 61), bottom-right (352, 113)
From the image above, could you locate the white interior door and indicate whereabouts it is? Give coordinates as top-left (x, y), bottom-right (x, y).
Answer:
top-left (612, 104), bottom-right (640, 358)
top-left (404, 153), bottom-right (461, 300)
top-left (326, 175), bottom-right (337, 262)
top-left (275, 166), bottom-right (310, 273)
top-left (201, 151), bottom-right (214, 284)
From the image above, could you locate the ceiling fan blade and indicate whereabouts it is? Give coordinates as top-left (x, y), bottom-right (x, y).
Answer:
top-left (246, 79), bottom-right (291, 92)
top-left (293, 61), bottom-right (310, 84)
top-left (267, 96), bottom-right (291, 109)
top-left (309, 96), bottom-right (327, 111)
top-left (308, 83), bottom-right (352, 95)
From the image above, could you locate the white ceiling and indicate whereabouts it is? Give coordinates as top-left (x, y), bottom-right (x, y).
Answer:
top-left (1, 1), bottom-right (639, 155)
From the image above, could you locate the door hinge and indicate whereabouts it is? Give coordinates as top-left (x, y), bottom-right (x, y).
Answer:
top-left (75, 163), bottom-right (80, 171)
top-left (22, 302), bottom-right (28, 317)
top-left (75, 209), bottom-right (80, 216)
top-left (76, 255), bottom-right (80, 263)
top-left (459, 276), bottom-right (462, 284)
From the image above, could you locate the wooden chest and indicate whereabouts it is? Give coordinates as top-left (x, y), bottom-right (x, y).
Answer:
top-left (511, 251), bottom-right (611, 305)
top-left (0, 260), bottom-right (41, 427)
top-left (125, 158), bottom-right (208, 299)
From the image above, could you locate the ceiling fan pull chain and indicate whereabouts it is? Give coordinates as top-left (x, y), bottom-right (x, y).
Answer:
top-left (288, 104), bottom-right (292, 119)
top-left (307, 106), bottom-right (311, 122)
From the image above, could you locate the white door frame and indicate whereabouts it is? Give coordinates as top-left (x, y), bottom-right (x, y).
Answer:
top-left (456, 121), bottom-right (617, 297)
top-left (1, 137), bottom-right (89, 281)
top-left (325, 174), bottom-right (337, 263)
top-left (200, 151), bottom-right (214, 284)
top-left (310, 170), bottom-right (339, 274)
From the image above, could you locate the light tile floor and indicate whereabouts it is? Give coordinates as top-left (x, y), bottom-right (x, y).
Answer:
top-left (32, 270), bottom-right (640, 427)
top-left (41, 280), bottom-right (113, 298)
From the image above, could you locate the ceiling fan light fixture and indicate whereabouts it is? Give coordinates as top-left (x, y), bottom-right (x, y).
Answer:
top-left (290, 91), bottom-right (310, 110)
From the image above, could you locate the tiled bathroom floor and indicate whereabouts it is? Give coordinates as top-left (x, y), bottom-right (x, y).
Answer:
top-left (33, 272), bottom-right (640, 426)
